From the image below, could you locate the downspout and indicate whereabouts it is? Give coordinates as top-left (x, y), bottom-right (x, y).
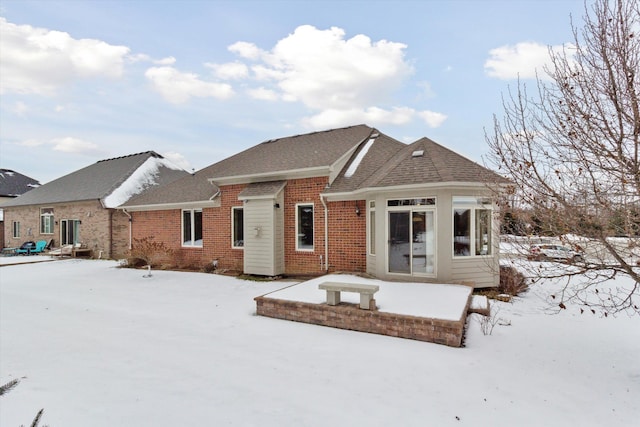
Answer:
top-left (320, 194), bottom-right (329, 272)
top-left (122, 208), bottom-right (132, 250)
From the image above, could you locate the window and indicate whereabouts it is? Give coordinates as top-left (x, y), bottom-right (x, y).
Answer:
top-left (40, 208), bottom-right (54, 234)
top-left (369, 201), bottom-right (376, 255)
top-left (453, 197), bottom-right (492, 257)
top-left (296, 204), bottom-right (314, 251)
top-left (232, 207), bottom-right (244, 248)
top-left (12, 221), bottom-right (20, 238)
top-left (60, 219), bottom-right (80, 245)
top-left (387, 198), bottom-right (436, 207)
top-left (182, 209), bottom-right (203, 247)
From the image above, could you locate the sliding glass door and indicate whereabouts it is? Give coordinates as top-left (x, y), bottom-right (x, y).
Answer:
top-left (60, 219), bottom-right (80, 245)
top-left (388, 210), bottom-right (435, 275)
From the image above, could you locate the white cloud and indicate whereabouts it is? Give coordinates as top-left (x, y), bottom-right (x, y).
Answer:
top-left (206, 61), bottom-right (249, 80)
top-left (128, 54), bottom-right (176, 65)
top-left (264, 25), bottom-right (413, 110)
top-left (50, 136), bottom-right (102, 154)
top-left (12, 101), bottom-right (28, 116)
top-left (417, 110), bottom-right (448, 128)
top-left (484, 42), bottom-right (572, 80)
top-left (228, 41), bottom-right (263, 60)
top-left (246, 87), bottom-right (278, 101)
top-left (161, 151), bottom-right (191, 171)
top-left (225, 25), bottom-right (446, 130)
top-left (18, 136), bottom-right (104, 155)
top-left (0, 17), bottom-right (130, 95)
top-left (144, 66), bottom-right (235, 104)
top-left (302, 106), bottom-right (446, 129)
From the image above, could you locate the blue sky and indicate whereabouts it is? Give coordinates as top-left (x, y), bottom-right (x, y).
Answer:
top-left (0, 0), bottom-right (590, 183)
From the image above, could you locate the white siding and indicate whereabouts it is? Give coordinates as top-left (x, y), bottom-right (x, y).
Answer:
top-left (243, 199), bottom-right (275, 276)
top-left (243, 196), bottom-right (285, 276)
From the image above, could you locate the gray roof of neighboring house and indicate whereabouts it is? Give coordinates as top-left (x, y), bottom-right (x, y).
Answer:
top-left (326, 136), bottom-right (509, 194)
top-left (1, 151), bottom-right (188, 208)
top-left (0, 169), bottom-right (40, 198)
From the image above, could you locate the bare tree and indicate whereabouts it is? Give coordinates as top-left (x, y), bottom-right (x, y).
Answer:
top-left (486, 0), bottom-right (639, 315)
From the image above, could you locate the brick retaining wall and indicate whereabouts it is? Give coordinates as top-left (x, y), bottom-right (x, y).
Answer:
top-left (255, 295), bottom-right (471, 347)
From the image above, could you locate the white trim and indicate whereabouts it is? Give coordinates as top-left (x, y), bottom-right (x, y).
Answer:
top-left (210, 166), bottom-right (329, 186)
top-left (122, 200), bottom-right (219, 212)
top-left (384, 196), bottom-right (437, 278)
top-left (368, 201), bottom-right (376, 256)
top-left (322, 181), bottom-right (501, 201)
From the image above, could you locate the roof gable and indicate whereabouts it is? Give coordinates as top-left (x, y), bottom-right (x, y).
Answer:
top-left (2, 151), bottom-right (188, 208)
top-left (326, 136), bottom-right (508, 195)
top-left (0, 169), bottom-right (40, 198)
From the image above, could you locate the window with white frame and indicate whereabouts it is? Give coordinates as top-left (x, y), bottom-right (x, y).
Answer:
top-left (232, 207), bottom-right (244, 248)
top-left (182, 209), bottom-right (203, 247)
top-left (453, 196), bottom-right (492, 257)
top-left (12, 221), bottom-right (20, 238)
top-left (296, 204), bottom-right (314, 251)
top-left (40, 208), bottom-right (54, 234)
top-left (369, 201), bottom-right (376, 255)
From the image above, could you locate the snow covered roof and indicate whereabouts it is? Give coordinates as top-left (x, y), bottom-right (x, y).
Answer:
top-left (0, 168), bottom-right (40, 198)
top-left (1, 152), bottom-right (188, 208)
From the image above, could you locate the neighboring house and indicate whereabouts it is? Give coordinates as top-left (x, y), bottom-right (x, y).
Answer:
top-left (0, 169), bottom-right (41, 248)
top-left (2, 152), bottom-right (188, 258)
top-left (122, 125), bottom-right (509, 287)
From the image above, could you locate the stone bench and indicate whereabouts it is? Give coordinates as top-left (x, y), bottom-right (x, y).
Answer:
top-left (318, 282), bottom-right (379, 310)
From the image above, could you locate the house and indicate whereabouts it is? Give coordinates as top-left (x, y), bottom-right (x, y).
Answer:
top-left (1, 152), bottom-right (188, 258)
top-left (122, 125), bottom-right (508, 287)
top-left (0, 169), bottom-right (41, 248)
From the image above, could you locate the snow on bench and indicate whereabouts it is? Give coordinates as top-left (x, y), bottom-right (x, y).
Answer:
top-left (318, 282), bottom-right (379, 310)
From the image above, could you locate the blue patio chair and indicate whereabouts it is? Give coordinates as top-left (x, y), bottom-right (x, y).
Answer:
top-left (16, 240), bottom-right (46, 255)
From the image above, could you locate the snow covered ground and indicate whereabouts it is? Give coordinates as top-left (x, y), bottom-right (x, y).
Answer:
top-left (1, 258), bottom-right (639, 426)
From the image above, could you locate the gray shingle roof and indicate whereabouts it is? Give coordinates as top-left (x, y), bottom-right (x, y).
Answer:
top-left (122, 126), bottom-right (508, 209)
top-left (0, 169), bottom-right (40, 198)
top-left (238, 181), bottom-right (287, 199)
top-left (1, 151), bottom-right (187, 208)
top-left (204, 124), bottom-right (374, 180)
top-left (122, 125), bottom-right (375, 208)
top-left (326, 136), bottom-right (509, 194)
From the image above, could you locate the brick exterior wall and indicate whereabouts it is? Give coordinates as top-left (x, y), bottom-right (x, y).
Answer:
top-left (326, 200), bottom-right (367, 273)
top-left (2, 201), bottom-right (128, 258)
top-left (130, 184), bottom-right (246, 271)
top-left (254, 296), bottom-right (470, 347)
top-left (283, 177), bottom-right (328, 275)
top-left (128, 177), bottom-right (369, 275)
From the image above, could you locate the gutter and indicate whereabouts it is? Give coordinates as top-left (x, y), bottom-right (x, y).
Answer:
top-left (122, 208), bottom-right (132, 250)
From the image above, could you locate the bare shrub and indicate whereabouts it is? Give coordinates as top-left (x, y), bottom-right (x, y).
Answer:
top-left (499, 265), bottom-right (529, 296)
top-left (125, 236), bottom-right (174, 268)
